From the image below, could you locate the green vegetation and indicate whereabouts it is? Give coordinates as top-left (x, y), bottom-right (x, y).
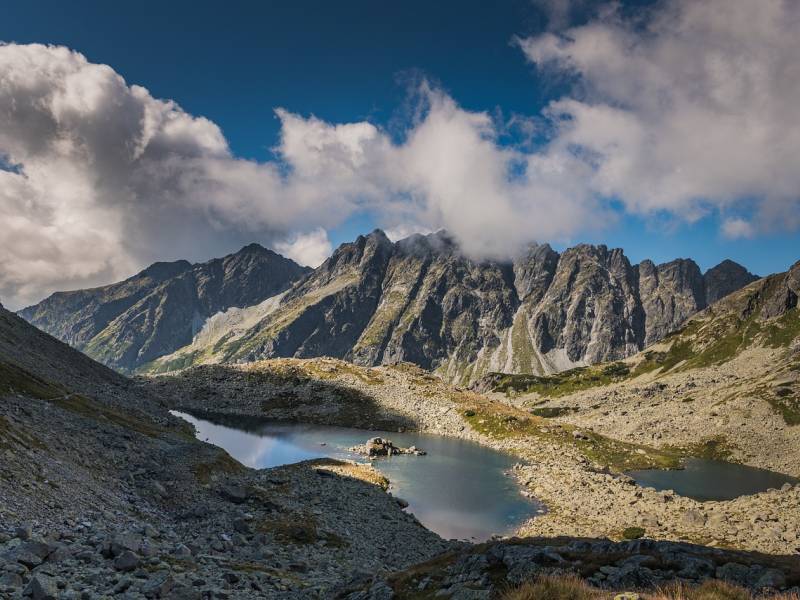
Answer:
top-left (0, 415), bottom-right (45, 452)
top-left (503, 577), bottom-right (787, 600)
top-left (53, 394), bottom-right (168, 438)
top-left (681, 437), bottom-right (735, 461)
top-left (191, 452), bottom-right (245, 484)
top-left (767, 389), bottom-right (800, 426)
top-left (764, 308), bottom-right (800, 348)
top-left (531, 406), bottom-right (576, 418)
top-left (462, 405), bottom-right (683, 471)
top-left (0, 361), bottom-right (65, 399)
top-left (489, 362), bottom-right (631, 398)
top-left (622, 526), bottom-right (646, 540)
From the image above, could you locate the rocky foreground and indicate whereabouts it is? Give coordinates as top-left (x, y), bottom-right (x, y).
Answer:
top-left (0, 306), bottom-right (454, 598)
top-left (3, 297), bottom-right (800, 598)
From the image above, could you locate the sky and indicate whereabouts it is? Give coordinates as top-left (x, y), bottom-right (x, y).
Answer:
top-left (1, 0), bottom-right (799, 309)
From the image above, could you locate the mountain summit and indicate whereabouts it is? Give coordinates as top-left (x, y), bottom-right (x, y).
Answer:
top-left (19, 244), bottom-right (310, 372)
top-left (76, 230), bottom-right (755, 383)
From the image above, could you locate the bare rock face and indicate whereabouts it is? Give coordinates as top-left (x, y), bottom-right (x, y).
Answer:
top-left (704, 259), bottom-right (759, 305)
top-left (23, 230), bottom-right (761, 383)
top-left (19, 244), bottom-right (310, 372)
top-left (637, 259), bottom-right (706, 347)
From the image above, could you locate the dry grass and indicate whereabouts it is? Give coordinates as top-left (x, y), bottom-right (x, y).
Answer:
top-left (502, 577), bottom-right (799, 600)
top-left (503, 575), bottom-right (606, 600)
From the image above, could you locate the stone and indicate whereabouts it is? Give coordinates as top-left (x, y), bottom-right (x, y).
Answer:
top-left (142, 571), bottom-right (174, 598)
top-left (681, 509), bottom-right (707, 527)
top-left (113, 550), bottom-right (140, 572)
top-left (0, 571), bottom-right (23, 588)
top-left (110, 532), bottom-right (142, 557)
top-left (220, 484), bottom-right (248, 504)
top-left (14, 524), bottom-right (32, 540)
top-left (24, 574), bottom-right (58, 600)
top-left (756, 569), bottom-right (787, 590)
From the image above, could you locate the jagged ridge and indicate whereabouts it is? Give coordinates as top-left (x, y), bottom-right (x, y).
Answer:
top-left (147, 230), bottom-right (758, 383)
top-left (19, 244), bottom-right (310, 372)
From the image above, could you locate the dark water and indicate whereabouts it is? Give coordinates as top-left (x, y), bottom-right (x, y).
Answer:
top-left (628, 458), bottom-right (799, 501)
top-left (172, 411), bottom-right (543, 541)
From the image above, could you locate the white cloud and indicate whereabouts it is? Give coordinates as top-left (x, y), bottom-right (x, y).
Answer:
top-left (3, 8), bottom-right (800, 310)
top-left (274, 228), bottom-right (332, 267)
top-left (721, 217), bottom-right (756, 240)
top-left (518, 0), bottom-right (800, 235)
top-left (0, 44), bottom-right (600, 308)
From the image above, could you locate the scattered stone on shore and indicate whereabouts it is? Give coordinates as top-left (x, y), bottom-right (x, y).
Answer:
top-left (350, 437), bottom-right (427, 458)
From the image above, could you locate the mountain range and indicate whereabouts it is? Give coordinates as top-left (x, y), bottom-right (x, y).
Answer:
top-left (20, 230), bottom-right (758, 382)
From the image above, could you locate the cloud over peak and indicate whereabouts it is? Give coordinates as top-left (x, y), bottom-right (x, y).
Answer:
top-left (2, 1), bottom-right (799, 309)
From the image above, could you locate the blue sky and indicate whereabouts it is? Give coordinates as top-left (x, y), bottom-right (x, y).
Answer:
top-left (1, 0), bottom-right (798, 308)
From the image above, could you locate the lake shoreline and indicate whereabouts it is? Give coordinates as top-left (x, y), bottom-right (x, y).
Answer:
top-left (172, 408), bottom-right (543, 542)
top-left (140, 358), bottom-right (800, 555)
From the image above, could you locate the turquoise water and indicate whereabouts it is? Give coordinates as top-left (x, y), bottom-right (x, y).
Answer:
top-left (173, 411), bottom-right (542, 541)
top-left (628, 458), bottom-right (799, 501)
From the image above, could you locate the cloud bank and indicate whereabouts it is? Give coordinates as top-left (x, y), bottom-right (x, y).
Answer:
top-left (518, 0), bottom-right (800, 232)
top-left (1, 0), bottom-right (798, 308)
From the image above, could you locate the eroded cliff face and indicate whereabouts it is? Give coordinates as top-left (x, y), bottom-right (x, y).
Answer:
top-left (146, 230), bottom-right (758, 383)
top-left (19, 244), bottom-right (310, 372)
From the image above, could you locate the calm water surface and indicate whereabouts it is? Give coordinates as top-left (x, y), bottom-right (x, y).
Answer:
top-left (172, 411), bottom-right (542, 541)
top-left (628, 458), bottom-right (799, 501)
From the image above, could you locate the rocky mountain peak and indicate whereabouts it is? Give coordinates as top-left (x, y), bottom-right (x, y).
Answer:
top-left (19, 245), bottom-right (310, 372)
top-left (704, 259), bottom-right (759, 305)
top-left (136, 259), bottom-right (193, 283)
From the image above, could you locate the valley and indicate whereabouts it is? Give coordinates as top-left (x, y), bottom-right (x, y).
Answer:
top-left (2, 248), bottom-right (799, 598)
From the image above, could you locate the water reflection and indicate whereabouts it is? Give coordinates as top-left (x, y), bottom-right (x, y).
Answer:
top-left (173, 411), bottom-right (542, 541)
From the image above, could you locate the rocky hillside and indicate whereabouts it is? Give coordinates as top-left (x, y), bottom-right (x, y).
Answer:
top-left (19, 244), bottom-right (309, 372)
top-left (0, 302), bottom-right (454, 597)
top-left (146, 230), bottom-right (757, 383)
top-left (473, 259), bottom-right (800, 475)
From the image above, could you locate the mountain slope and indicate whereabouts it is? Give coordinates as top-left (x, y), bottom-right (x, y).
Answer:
top-left (473, 260), bottom-right (800, 474)
top-left (19, 244), bottom-right (310, 372)
top-left (148, 230), bottom-right (758, 383)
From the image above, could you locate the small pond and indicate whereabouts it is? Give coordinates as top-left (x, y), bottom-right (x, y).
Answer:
top-left (172, 411), bottom-right (543, 541)
top-left (628, 458), bottom-right (799, 501)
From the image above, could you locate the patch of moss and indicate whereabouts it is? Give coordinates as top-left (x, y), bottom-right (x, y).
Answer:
top-left (622, 526), bottom-right (645, 540)
top-left (463, 406), bottom-right (682, 472)
top-left (489, 362), bottom-right (631, 398)
top-left (681, 436), bottom-right (735, 461)
top-left (530, 406), bottom-right (576, 418)
top-left (0, 415), bottom-right (45, 451)
top-left (767, 392), bottom-right (800, 426)
top-left (52, 394), bottom-right (166, 437)
top-left (763, 308), bottom-right (800, 348)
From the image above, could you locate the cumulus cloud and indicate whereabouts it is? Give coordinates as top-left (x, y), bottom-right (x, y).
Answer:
top-left (2, 4), bottom-right (799, 310)
top-left (518, 0), bottom-right (800, 233)
top-left (274, 228), bottom-right (332, 268)
top-left (721, 217), bottom-right (756, 240)
top-left (0, 44), bottom-right (598, 308)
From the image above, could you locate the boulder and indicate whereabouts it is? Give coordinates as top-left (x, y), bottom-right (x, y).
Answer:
top-left (23, 574), bottom-right (58, 600)
top-left (220, 483), bottom-right (248, 504)
top-left (114, 550), bottom-right (140, 572)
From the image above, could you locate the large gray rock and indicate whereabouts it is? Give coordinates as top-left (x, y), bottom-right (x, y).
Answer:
top-left (23, 574), bottom-right (58, 600)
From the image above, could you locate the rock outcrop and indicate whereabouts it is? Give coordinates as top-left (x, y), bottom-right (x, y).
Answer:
top-left (150, 231), bottom-right (758, 383)
top-left (19, 244), bottom-right (309, 372)
top-left (22, 230), bottom-right (758, 383)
